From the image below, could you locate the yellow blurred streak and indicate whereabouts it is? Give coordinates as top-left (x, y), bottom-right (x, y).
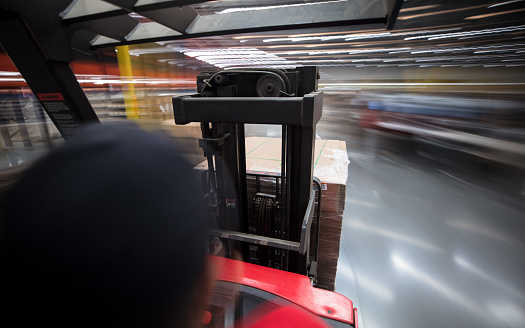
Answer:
top-left (116, 45), bottom-right (139, 119)
top-left (465, 8), bottom-right (525, 20)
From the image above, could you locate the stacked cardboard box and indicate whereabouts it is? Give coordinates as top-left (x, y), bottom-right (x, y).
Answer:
top-left (196, 137), bottom-right (349, 291)
top-left (247, 137), bottom-right (348, 290)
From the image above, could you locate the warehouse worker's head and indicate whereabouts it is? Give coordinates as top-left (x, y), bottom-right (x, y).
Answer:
top-left (0, 123), bottom-right (210, 328)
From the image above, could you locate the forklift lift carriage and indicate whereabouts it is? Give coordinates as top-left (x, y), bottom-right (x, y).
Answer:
top-left (173, 67), bottom-right (324, 281)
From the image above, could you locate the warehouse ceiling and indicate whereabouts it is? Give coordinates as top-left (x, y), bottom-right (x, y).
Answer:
top-left (124, 0), bottom-right (525, 69)
top-left (1, 0), bottom-right (524, 69)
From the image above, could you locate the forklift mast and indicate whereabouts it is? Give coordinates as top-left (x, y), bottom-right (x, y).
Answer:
top-left (173, 67), bottom-right (323, 281)
top-left (1, 0), bottom-right (402, 291)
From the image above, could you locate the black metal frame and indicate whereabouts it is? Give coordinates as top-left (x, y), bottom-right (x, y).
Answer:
top-left (84, 0), bottom-right (403, 48)
top-left (208, 176), bottom-right (322, 257)
top-left (173, 66), bottom-right (322, 276)
top-left (0, 10), bottom-right (99, 138)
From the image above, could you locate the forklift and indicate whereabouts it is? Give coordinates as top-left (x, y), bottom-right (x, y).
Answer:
top-left (173, 66), bottom-right (360, 327)
top-left (173, 67), bottom-right (322, 277)
top-left (0, 1), bottom-right (404, 327)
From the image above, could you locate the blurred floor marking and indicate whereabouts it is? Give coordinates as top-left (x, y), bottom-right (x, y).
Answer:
top-left (454, 255), bottom-right (525, 300)
top-left (355, 274), bottom-right (394, 303)
top-left (391, 254), bottom-right (489, 319)
top-left (439, 170), bottom-right (525, 208)
top-left (345, 219), bottom-right (442, 252)
top-left (438, 170), bottom-right (472, 186)
top-left (337, 257), bottom-right (356, 284)
top-left (337, 250), bottom-right (366, 328)
top-left (446, 220), bottom-right (525, 247)
top-left (338, 255), bottom-right (397, 303)
top-left (486, 300), bottom-right (525, 328)
top-left (346, 198), bottom-right (379, 208)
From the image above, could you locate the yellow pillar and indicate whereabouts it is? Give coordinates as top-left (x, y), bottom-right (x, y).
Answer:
top-left (116, 45), bottom-right (139, 119)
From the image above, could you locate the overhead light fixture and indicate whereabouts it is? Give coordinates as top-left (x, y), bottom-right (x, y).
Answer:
top-left (404, 25), bottom-right (525, 40)
top-left (181, 47), bottom-right (295, 68)
top-left (466, 8), bottom-right (525, 19)
top-left (216, 0), bottom-right (347, 14)
top-left (0, 77), bottom-right (25, 82)
top-left (0, 71), bottom-right (21, 76)
top-left (399, 4), bottom-right (441, 12)
top-left (488, 0), bottom-right (524, 8)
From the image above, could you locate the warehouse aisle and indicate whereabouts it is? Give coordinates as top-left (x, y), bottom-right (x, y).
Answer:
top-left (335, 145), bottom-right (525, 328)
top-left (230, 92), bottom-right (525, 328)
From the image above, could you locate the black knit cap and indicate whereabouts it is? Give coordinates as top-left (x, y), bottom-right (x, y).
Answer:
top-left (0, 123), bottom-right (208, 327)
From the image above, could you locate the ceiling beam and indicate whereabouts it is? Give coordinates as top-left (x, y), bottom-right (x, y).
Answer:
top-left (92, 0), bottom-right (390, 48)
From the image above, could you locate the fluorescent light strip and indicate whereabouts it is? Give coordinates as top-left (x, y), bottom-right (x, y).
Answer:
top-left (295, 59), bottom-right (356, 63)
top-left (320, 83), bottom-right (525, 86)
top-left (261, 28), bottom-right (461, 43)
top-left (184, 50), bottom-right (269, 56)
top-left (466, 7), bottom-right (525, 20)
top-left (0, 78), bottom-right (25, 82)
top-left (205, 61), bottom-right (295, 65)
top-left (216, 0), bottom-right (347, 14)
top-left (200, 58), bottom-right (286, 63)
top-left (181, 47), bottom-right (294, 68)
top-left (128, 47), bottom-right (181, 56)
top-left (408, 44), bottom-right (525, 54)
top-left (427, 27), bottom-right (525, 40)
top-left (272, 47), bottom-right (411, 56)
top-left (262, 32), bottom-right (391, 43)
top-left (77, 78), bottom-right (194, 85)
top-left (400, 4), bottom-right (441, 12)
top-left (0, 71), bottom-right (21, 76)
top-left (1, 75), bottom-right (195, 85)
top-left (404, 25), bottom-right (525, 40)
top-left (194, 54), bottom-right (282, 59)
top-left (488, 0), bottom-right (524, 8)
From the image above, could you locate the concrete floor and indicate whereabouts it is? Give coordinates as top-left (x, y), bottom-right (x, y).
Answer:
top-left (307, 90), bottom-right (525, 327)
top-left (240, 93), bottom-right (525, 327)
top-left (332, 132), bottom-right (525, 328)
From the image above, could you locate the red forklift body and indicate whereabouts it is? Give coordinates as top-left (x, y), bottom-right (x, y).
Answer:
top-left (210, 255), bottom-right (357, 326)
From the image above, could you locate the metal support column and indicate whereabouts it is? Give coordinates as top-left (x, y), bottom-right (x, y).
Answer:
top-left (0, 10), bottom-right (99, 138)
